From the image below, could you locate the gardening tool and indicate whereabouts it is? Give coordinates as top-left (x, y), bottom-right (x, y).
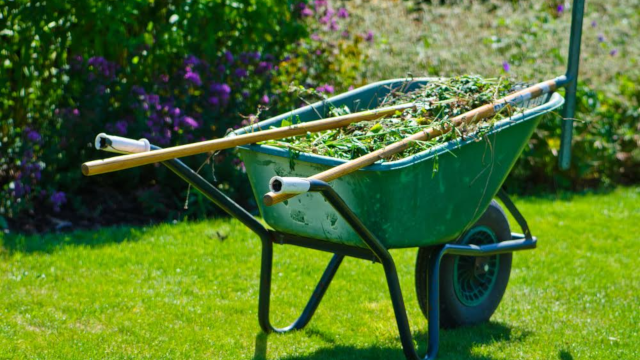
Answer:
top-left (263, 77), bottom-right (564, 206)
top-left (84, 0), bottom-right (585, 359)
top-left (81, 102), bottom-right (417, 176)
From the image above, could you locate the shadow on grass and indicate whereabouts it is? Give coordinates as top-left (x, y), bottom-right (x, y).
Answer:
top-left (0, 226), bottom-right (143, 254)
top-left (253, 321), bottom-right (530, 360)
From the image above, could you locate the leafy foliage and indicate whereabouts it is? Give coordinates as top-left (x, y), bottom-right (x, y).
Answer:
top-left (0, 0), bottom-right (368, 228)
top-left (262, 76), bottom-right (517, 161)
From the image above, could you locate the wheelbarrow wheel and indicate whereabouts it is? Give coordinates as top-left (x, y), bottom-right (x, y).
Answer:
top-left (415, 200), bottom-right (513, 329)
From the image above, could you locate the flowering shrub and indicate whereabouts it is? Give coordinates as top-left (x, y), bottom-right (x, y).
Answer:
top-left (1, 0), bottom-right (369, 229)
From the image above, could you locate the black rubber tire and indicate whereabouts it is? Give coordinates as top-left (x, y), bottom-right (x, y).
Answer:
top-left (415, 200), bottom-right (513, 329)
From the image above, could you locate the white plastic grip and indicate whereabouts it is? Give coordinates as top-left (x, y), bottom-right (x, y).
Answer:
top-left (94, 133), bottom-right (151, 154)
top-left (269, 176), bottom-right (311, 195)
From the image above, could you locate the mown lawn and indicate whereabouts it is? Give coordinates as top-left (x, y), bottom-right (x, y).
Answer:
top-left (1, 187), bottom-right (638, 359)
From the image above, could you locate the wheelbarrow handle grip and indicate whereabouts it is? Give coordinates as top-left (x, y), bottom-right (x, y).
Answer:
top-left (81, 103), bottom-right (416, 176)
top-left (263, 77), bottom-right (563, 207)
top-left (268, 177), bottom-right (311, 195)
top-left (94, 133), bottom-right (151, 154)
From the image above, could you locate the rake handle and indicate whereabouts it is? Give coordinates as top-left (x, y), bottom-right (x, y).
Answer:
top-left (81, 103), bottom-right (416, 176)
top-left (263, 78), bottom-right (560, 206)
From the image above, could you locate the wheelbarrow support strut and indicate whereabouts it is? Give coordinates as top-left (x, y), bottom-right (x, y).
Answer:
top-left (149, 145), bottom-right (536, 359)
top-left (151, 147), bottom-right (344, 333)
top-left (303, 180), bottom-right (536, 360)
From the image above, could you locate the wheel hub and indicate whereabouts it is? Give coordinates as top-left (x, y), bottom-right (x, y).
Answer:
top-left (453, 226), bottom-right (500, 306)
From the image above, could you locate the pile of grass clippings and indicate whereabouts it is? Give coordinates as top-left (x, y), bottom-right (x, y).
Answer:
top-left (262, 75), bottom-right (521, 162)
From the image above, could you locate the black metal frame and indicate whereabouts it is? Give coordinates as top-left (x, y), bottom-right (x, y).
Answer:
top-left (156, 151), bottom-right (536, 360)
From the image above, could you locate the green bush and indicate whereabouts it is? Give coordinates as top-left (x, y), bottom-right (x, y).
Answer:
top-left (509, 78), bottom-right (640, 191)
top-left (0, 0), bottom-right (368, 229)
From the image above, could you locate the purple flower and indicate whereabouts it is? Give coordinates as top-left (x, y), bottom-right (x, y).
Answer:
top-left (183, 116), bottom-right (199, 128)
top-left (311, 33), bottom-right (321, 41)
top-left (73, 108), bottom-right (80, 116)
top-left (132, 85), bottom-right (146, 96)
top-left (160, 74), bottom-right (169, 82)
top-left (597, 34), bottom-right (605, 42)
top-left (365, 31), bottom-right (374, 42)
top-left (260, 94), bottom-right (270, 104)
top-left (146, 94), bottom-right (160, 105)
top-left (87, 56), bottom-right (117, 79)
top-left (609, 49), bottom-right (618, 56)
top-left (341, 31), bottom-right (350, 38)
top-left (239, 52), bottom-right (252, 64)
top-left (301, 7), bottom-right (313, 17)
top-left (209, 96), bottom-right (220, 106)
top-left (337, 8), bottom-right (349, 18)
top-left (242, 90), bottom-right (250, 98)
top-left (184, 68), bottom-right (202, 86)
top-left (591, 20), bottom-right (597, 28)
top-left (502, 61), bottom-right (511, 72)
top-left (13, 181), bottom-right (25, 197)
top-left (224, 51), bottom-right (234, 64)
top-left (50, 191), bottom-right (67, 212)
top-left (210, 83), bottom-right (232, 101)
top-left (184, 55), bottom-right (201, 67)
top-left (329, 19), bottom-right (339, 31)
top-left (256, 61), bottom-right (273, 74)
top-left (234, 68), bottom-right (248, 78)
top-left (25, 129), bottom-right (42, 142)
top-left (556, 4), bottom-right (564, 14)
top-left (88, 56), bottom-right (106, 68)
top-left (115, 121), bottom-right (128, 135)
top-left (316, 84), bottom-right (334, 94)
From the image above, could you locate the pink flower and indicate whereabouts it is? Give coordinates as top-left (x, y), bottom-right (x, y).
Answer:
top-left (329, 19), bottom-right (339, 31)
top-left (337, 8), bottom-right (349, 18)
top-left (502, 61), bottom-right (511, 72)
top-left (316, 84), bottom-right (334, 94)
top-left (183, 116), bottom-right (199, 128)
top-left (365, 31), bottom-right (374, 42)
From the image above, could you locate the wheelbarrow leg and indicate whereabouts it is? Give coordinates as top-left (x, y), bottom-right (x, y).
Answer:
top-left (153, 155), bottom-right (343, 334)
top-left (258, 237), bottom-right (344, 333)
top-left (305, 180), bottom-right (438, 359)
top-left (304, 180), bottom-right (538, 359)
top-left (380, 247), bottom-right (440, 360)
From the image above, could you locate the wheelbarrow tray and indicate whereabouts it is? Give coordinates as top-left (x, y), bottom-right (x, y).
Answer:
top-left (236, 78), bottom-right (564, 249)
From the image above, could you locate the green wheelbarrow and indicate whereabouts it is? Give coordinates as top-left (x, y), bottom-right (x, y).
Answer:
top-left (88, 0), bottom-right (586, 358)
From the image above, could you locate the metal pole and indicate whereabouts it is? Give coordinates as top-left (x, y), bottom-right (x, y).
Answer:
top-left (559, 0), bottom-right (586, 169)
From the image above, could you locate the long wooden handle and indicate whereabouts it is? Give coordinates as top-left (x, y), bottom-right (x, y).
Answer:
top-left (263, 78), bottom-right (559, 206)
top-left (81, 103), bottom-right (416, 176)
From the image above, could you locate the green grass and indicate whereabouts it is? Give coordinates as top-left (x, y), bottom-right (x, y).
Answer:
top-left (1, 187), bottom-right (638, 359)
